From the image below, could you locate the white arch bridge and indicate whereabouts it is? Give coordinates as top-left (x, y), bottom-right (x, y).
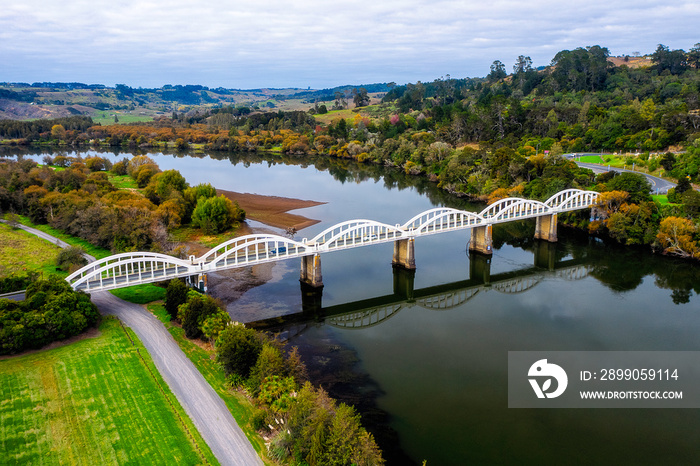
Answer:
top-left (66, 189), bottom-right (598, 292)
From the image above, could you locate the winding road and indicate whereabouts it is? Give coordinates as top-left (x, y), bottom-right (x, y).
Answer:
top-left (91, 292), bottom-right (263, 466)
top-left (567, 153), bottom-right (676, 193)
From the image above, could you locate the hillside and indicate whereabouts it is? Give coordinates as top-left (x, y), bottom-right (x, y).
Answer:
top-left (0, 82), bottom-right (390, 123)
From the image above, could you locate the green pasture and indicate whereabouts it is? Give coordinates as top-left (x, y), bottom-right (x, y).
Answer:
top-left (0, 222), bottom-right (64, 277)
top-left (577, 155), bottom-right (606, 164)
top-left (0, 316), bottom-right (217, 465)
top-left (107, 173), bottom-right (139, 190)
top-left (91, 113), bottom-right (154, 126)
top-left (110, 283), bottom-right (167, 304)
top-left (13, 216), bottom-right (111, 260)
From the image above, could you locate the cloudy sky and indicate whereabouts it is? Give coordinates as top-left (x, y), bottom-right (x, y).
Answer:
top-left (1, 0), bottom-right (698, 89)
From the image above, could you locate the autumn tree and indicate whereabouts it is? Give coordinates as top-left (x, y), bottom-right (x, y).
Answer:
top-left (656, 217), bottom-right (699, 259)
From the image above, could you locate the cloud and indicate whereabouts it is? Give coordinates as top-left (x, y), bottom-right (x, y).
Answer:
top-left (1, 0), bottom-right (698, 88)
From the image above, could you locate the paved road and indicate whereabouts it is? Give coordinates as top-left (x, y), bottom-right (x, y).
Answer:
top-left (565, 153), bottom-right (676, 194)
top-left (91, 292), bottom-right (262, 466)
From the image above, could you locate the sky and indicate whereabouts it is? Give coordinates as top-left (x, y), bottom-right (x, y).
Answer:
top-left (1, 0), bottom-right (698, 90)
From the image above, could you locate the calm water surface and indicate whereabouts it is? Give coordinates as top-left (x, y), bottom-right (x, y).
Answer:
top-left (12, 148), bottom-right (700, 465)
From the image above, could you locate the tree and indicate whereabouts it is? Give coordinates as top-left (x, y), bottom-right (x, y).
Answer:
top-left (604, 172), bottom-right (651, 204)
top-left (216, 323), bottom-right (263, 378)
top-left (353, 88), bottom-right (370, 108)
top-left (191, 195), bottom-right (245, 234)
top-left (688, 43), bottom-right (700, 69)
top-left (651, 44), bottom-right (688, 75)
top-left (656, 217), bottom-right (699, 258)
top-left (165, 279), bottom-right (189, 320)
top-left (488, 60), bottom-right (507, 81)
top-left (51, 124), bottom-right (66, 140)
top-left (178, 291), bottom-right (221, 339)
top-left (55, 246), bottom-right (87, 272)
top-left (144, 169), bottom-right (188, 205)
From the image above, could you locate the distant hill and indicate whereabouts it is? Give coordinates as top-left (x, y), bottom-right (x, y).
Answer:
top-left (0, 82), bottom-right (393, 121)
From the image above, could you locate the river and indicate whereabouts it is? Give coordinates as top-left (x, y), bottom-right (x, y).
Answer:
top-left (8, 148), bottom-right (700, 465)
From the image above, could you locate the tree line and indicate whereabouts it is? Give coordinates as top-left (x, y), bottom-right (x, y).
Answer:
top-left (0, 155), bottom-right (244, 255)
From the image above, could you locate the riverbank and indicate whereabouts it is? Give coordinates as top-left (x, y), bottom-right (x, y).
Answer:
top-left (217, 189), bottom-right (325, 231)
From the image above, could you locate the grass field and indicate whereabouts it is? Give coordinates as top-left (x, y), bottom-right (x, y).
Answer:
top-left (91, 113), bottom-right (155, 126)
top-left (13, 216), bottom-right (111, 260)
top-left (577, 155), bottom-right (606, 164)
top-left (107, 173), bottom-right (139, 190)
top-left (110, 283), bottom-right (167, 304)
top-left (0, 223), bottom-right (64, 277)
top-left (0, 316), bottom-right (217, 465)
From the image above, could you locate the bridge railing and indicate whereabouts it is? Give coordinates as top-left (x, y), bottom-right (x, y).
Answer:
top-left (204, 235), bottom-right (312, 268)
top-left (66, 252), bottom-right (194, 291)
top-left (310, 219), bottom-right (405, 251)
top-left (402, 208), bottom-right (484, 236)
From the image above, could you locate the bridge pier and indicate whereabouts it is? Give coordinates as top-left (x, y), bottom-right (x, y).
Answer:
top-left (392, 238), bottom-right (416, 270)
top-left (300, 282), bottom-right (324, 315)
top-left (468, 225), bottom-right (493, 255)
top-left (300, 254), bottom-right (323, 288)
top-left (534, 214), bottom-right (558, 242)
top-left (534, 240), bottom-right (557, 271)
top-left (393, 267), bottom-right (415, 301)
top-left (194, 273), bottom-right (208, 293)
top-left (469, 252), bottom-right (491, 285)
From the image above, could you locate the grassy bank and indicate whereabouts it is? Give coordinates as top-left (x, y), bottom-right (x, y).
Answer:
top-left (0, 316), bottom-right (217, 465)
top-left (0, 222), bottom-right (64, 277)
top-left (12, 215), bottom-right (112, 260)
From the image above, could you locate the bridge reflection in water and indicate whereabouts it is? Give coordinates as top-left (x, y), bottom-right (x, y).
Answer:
top-left (250, 241), bottom-right (591, 338)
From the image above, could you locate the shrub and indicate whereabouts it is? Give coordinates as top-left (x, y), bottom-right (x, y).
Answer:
top-left (164, 279), bottom-right (189, 320)
top-left (55, 246), bottom-right (88, 272)
top-left (216, 323), bottom-right (263, 378)
top-left (191, 195), bottom-right (245, 234)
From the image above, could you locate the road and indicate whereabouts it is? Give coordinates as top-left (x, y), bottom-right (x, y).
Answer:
top-left (566, 153), bottom-right (676, 194)
top-left (91, 292), bottom-right (263, 466)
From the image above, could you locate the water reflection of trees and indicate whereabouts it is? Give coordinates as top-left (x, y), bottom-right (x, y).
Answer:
top-left (492, 220), bottom-right (699, 304)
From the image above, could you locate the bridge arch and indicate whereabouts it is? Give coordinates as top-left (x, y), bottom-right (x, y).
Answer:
top-left (545, 189), bottom-right (599, 212)
top-left (402, 208), bottom-right (484, 235)
top-left (480, 198), bottom-right (551, 223)
top-left (310, 219), bottom-right (404, 252)
top-left (66, 252), bottom-right (194, 291)
top-left (416, 288), bottom-right (482, 310)
top-left (201, 234), bottom-right (312, 268)
top-left (492, 275), bottom-right (543, 294)
top-left (326, 304), bottom-right (404, 329)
